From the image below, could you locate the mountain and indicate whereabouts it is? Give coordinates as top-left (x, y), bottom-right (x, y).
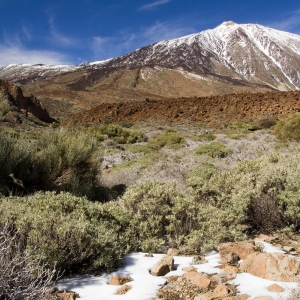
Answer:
top-left (0, 79), bottom-right (56, 126)
top-left (0, 21), bottom-right (300, 121)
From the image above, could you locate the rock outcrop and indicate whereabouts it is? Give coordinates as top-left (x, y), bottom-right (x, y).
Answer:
top-left (150, 255), bottom-right (174, 276)
top-left (0, 79), bottom-right (56, 123)
top-left (240, 252), bottom-right (300, 281)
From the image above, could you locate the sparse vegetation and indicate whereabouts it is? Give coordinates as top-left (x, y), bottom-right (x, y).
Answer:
top-left (196, 141), bottom-right (230, 158)
top-left (1, 116), bottom-right (300, 285)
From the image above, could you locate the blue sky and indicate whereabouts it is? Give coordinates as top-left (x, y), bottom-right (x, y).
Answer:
top-left (0, 0), bottom-right (300, 66)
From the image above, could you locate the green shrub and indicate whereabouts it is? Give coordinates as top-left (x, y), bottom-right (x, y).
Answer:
top-left (0, 94), bottom-right (10, 119)
top-left (187, 154), bottom-right (300, 234)
top-left (274, 113), bottom-right (300, 141)
top-left (0, 192), bottom-right (132, 273)
top-left (0, 128), bottom-right (102, 198)
top-left (111, 181), bottom-right (245, 254)
top-left (198, 132), bottom-right (216, 141)
top-left (98, 124), bottom-right (146, 144)
top-left (148, 132), bottom-right (185, 150)
top-left (196, 142), bottom-right (230, 158)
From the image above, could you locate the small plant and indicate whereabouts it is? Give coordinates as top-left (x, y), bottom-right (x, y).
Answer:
top-left (196, 142), bottom-right (230, 158)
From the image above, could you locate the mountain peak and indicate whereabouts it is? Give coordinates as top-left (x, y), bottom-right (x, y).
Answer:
top-left (220, 21), bottom-right (236, 26)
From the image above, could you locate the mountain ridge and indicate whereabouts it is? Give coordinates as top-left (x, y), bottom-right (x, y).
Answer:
top-left (0, 21), bottom-right (300, 121)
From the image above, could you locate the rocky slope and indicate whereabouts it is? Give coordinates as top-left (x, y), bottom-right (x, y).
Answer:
top-left (1, 22), bottom-right (300, 121)
top-left (65, 90), bottom-right (300, 127)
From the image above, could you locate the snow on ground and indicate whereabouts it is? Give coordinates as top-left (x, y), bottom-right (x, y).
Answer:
top-left (57, 243), bottom-right (298, 300)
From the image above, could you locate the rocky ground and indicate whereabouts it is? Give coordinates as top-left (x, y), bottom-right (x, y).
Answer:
top-left (56, 234), bottom-right (300, 300)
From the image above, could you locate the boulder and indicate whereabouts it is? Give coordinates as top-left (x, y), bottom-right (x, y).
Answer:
top-left (217, 264), bottom-right (239, 274)
top-left (218, 241), bottom-right (260, 264)
top-left (56, 291), bottom-right (79, 300)
top-left (183, 271), bottom-right (211, 289)
top-left (182, 265), bottom-right (197, 272)
top-left (116, 284), bottom-right (132, 295)
top-left (150, 255), bottom-right (174, 276)
top-left (194, 284), bottom-right (236, 300)
top-left (240, 252), bottom-right (300, 281)
top-left (267, 283), bottom-right (285, 292)
top-left (109, 275), bottom-right (133, 285)
top-left (224, 294), bottom-right (249, 300)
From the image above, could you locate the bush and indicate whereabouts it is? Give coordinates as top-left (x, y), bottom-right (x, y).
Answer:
top-left (0, 192), bottom-right (132, 273)
top-left (0, 94), bottom-right (10, 120)
top-left (0, 128), bottom-right (102, 199)
top-left (148, 132), bottom-right (185, 150)
top-left (196, 142), bottom-right (230, 158)
top-left (187, 153), bottom-right (300, 235)
top-left (257, 115), bottom-right (277, 129)
top-left (97, 124), bottom-right (146, 144)
top-left (274, 113), bottom-right (300, 141)
top-left (0, 223), bottom-right (56, 300)
top-left (111, 181), bottom-right (245, 254)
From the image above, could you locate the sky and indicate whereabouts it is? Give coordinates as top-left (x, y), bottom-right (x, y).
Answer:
top-left (0, 0), bottom-right (300, 67)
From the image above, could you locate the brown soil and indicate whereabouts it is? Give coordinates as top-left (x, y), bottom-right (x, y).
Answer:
top-left (66, 90), bottom-right (300, 126)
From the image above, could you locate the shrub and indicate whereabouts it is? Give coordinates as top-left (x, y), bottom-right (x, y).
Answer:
top-left (257, 115), bottom-right (277, 129)
top-left (0, 223), bottom-right (57, 300)
top-left (148, 132), bottom-right (185, 150)
top-left (0, 94), bottom-right (10, 119)
top-left (0, 192), bottom-right (132, 273)
top-left (196, 142), bottom-right (230, 158)
top-left (112, 181), bottom-right (245, 254)
top-left (0, 128), bottom-right (102, 199)
top-left (98, 124), bottom-right (146, 144)
top-left (274, 113), bottom-right (300, 141)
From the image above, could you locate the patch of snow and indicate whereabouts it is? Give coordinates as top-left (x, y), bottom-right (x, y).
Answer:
top-left (57, 242), bottom-right (298, 300)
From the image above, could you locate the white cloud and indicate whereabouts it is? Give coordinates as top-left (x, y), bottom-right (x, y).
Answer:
top-left (267, 10), bottom-right (300, 34)
top-left (49, 17), bottom-right (77, 47)
top-left (0, 44), bottom-right (72, 67)
top-left (138, 0), bottom-right (171, 11)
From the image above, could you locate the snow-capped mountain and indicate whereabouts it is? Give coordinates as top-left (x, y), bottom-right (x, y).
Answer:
top-left (1, 21), bottom-right (300, 91)
top-left (99, 21), bottom-right (300, 91)
top-left (1, 21), bottom-right (300, 121)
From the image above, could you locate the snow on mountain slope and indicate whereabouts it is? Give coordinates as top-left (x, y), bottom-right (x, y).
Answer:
top-left (103, 21), bottom-right (300, 90)
top-left (1, 22), bottom-right (300, 91)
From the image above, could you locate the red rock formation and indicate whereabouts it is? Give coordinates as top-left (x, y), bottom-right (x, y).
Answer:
top-left (0, 79), bottom-right (56, 123)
